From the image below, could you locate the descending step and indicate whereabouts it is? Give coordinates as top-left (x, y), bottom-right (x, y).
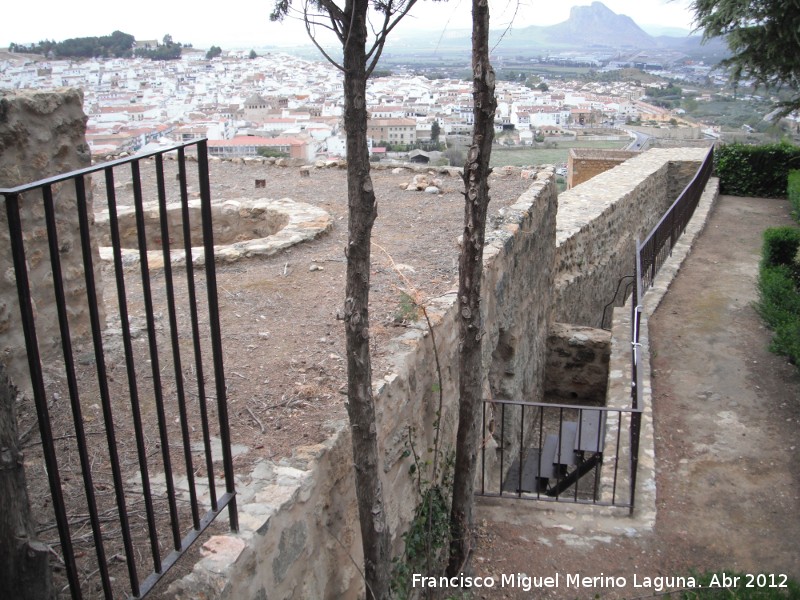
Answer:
top-left (575, 409), bottom-right (607, 455)
top-left (502, 410), bottom-right (608, 497)
top-left (502, 434), bottom-right (559, 493)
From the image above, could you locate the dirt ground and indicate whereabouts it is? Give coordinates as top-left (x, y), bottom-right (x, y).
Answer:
top-left (471, 195), bottom-right (800, 599)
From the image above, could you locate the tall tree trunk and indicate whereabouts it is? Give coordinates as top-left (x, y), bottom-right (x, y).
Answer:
top-left (341, 0), bottom-right (392, 597)
top-left (0, 365), bottom-right (54, 599)
top-left (448, 0), bottom-right (497, 577)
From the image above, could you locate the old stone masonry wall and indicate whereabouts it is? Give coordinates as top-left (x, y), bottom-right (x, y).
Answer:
top-left (0, 89), bottom-right (101, 394)
top-left (554, 148), bottom-right (708, 327)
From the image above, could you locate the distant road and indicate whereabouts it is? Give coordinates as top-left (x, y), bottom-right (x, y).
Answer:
top-left (625, 130), bottom-right (651, 151)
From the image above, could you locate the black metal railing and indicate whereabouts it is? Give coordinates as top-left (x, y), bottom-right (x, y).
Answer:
top-left (0, 139), bottom-right (237, 599)
top-left (479, 399), bottom-right (639, 509)
top-left (638, 147), bottom-right (715, 291)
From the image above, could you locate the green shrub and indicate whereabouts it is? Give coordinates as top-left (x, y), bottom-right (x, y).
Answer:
top-left (757, 264), bottom-right (800, 366)
top-left (761, 226), bottom-right (800, 268)
top-left (789, 170), bottom-right (800, 223)
top-left (715, 142), bottom-right (800, 198)
top-left (758, 265), bottom-right (800, 321)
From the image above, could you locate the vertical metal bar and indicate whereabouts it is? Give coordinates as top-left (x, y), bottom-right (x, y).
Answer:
top-left (630, 409), bottom-right (642, 513)
top-left (131, 158), bottom-right (183, 551)
top-left (574, 409), bottom-right (582, 502)
top-left (197, 140), bottom-right (238, 530)
top-left (177, 147), bottom-right (218, 511)
top-left (480, 401), bottom-right (486, 496)
top-left (554, 407), bottom-right (564, 500)
top-left (649, 236), bottom-right (656, 285)
top-left (499, 403), bottom-right (506, 496)
top-left (593, 410), bottom-right (603, 502)
top-left (41, 184), bottom-right (113, 598)
top-left (5, 192), bottom-right (83, 600)
top-left (537, 405), bottom-right (544, 499)
top-left (155, 154), bottom-right (201, 529)
top-left (104, 167), bottom-right (162, 573)
top-left (74, 174), bottom-right (141, 595)
top-left (517, 404), bottom-right (524, 497)
top-left (612, 411), bottom-right (623, 506)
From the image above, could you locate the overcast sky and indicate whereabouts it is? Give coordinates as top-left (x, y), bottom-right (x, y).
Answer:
top-left (2, 0), bottom-right (698, 50)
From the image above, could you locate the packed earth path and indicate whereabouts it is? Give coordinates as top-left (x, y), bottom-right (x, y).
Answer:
top-left (471, 195), bottom-right (800, 599)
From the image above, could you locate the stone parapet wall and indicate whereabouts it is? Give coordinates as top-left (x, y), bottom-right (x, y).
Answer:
top-left (630, 125), bottom-right (704, 140)
top-left (553, 148), bottom-right (708, 327)
top-left (0, 89), bottom-right (100, 392)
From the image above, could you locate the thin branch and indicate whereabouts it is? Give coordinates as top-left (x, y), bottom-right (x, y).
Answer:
top-left (304, 0), bottom-right (346, 71)
top-left (492, 0), bottom-right (522, 53)
top-left (323, 526), bottom-right (376, 600)
top-left (246, 406), bottom-right (266, 434)
top-left (366, 0), bottom-right (419, 76)
top-left (303, 2), bottom-right (344, 72)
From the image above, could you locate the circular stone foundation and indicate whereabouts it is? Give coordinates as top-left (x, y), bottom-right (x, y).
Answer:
top-left (96, 198), bottom-right (333, 268)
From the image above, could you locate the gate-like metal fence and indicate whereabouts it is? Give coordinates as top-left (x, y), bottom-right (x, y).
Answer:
top-left (1, 139), bottom-right (237, 598)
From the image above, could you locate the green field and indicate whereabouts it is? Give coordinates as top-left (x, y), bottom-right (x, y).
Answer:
top-left (489, 140), bottom-right (630, 167)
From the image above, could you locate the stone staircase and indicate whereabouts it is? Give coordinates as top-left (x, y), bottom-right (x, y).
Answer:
top-left (503, 409), bottom-right (607, 498)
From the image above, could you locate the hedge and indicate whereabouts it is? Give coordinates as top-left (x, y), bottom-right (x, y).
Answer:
top-left (762, 226), bottom-right (800, 268)
top-left (789, 170), bottom-right (800, 222)
top-left (757, 226), bottom-right (800, 369)
top-left (715, 142), bottom-right (800, 198)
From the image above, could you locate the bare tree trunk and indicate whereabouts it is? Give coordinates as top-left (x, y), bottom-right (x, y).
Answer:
top-left (0, 365), bottom-right (54, 600)
top-left (448, 0), bottom-right (497, 577)
top-left (341, 0), bottom-right (392, 596)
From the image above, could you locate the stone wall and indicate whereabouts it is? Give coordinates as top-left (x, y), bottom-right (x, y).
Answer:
top-left (553, 148), bottom-right (708, 327)
top-left (544, 322), bottom-right (611, 404)
top-left (0, 89), bottom-right (100, 392)
top-left (630, 125), bottom-right (705, 140)
top-left (566, 148), bottom-right (639, 189)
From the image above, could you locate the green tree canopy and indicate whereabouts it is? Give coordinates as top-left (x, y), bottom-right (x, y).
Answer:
top-left (692, 0), bottom-right (800, 117)
top-left (10, 31), bottom-right (135, 58)
top-left (206, 45), bottom-right (223, 60)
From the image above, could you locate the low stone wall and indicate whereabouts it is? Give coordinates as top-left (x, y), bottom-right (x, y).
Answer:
top-left (0, 89), bottom-right (101, 392)
top-left (95, 197), bottom-right (333, 268)
top-left (544, 323), bottom-right (611, 404)
top-left (630, 125), bottom-right (705, 140)
top-left (553, 148), bottom-right (708, 327)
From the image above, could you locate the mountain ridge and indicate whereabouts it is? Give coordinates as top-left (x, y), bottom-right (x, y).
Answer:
top-left (381, 1), bottom-right (726, 60)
